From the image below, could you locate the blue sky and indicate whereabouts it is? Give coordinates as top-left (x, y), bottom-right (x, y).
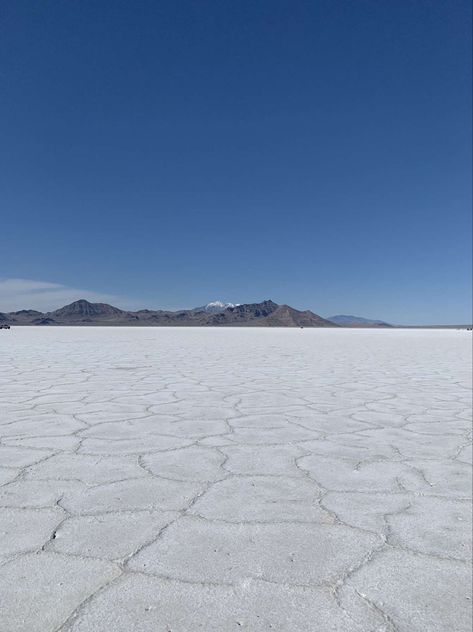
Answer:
top-left (1, 0), bottom-right (471, 324)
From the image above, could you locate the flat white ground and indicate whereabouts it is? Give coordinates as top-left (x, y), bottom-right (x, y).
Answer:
top-left (0, 327), bottom-right (471, 632)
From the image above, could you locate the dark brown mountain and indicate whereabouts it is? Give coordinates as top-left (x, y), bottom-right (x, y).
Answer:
top-left (266, 304), bottom-right (334, 327)
top-left (11, 309), bottom-right (43, 317)
top-left (0, 299), bottom-right (338, 327)
top-left (33, 317), bottom-right (58, 325)
top-left (208, 301), bottom-right (334, 327)
top-left (51, 299), bottom-right (126, 319)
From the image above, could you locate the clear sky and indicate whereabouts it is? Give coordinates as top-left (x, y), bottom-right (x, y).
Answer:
top-left (1, 0), bottom-right (471, 324)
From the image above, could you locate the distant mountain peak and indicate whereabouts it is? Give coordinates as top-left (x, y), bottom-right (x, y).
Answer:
top-left (50, 299), bottom-right (124, 319)
top-left (225, 299), bottom-right (279, 317)
top-left (193, 301), bottom-right (238, 313)
top-left (206, 300), bottom-right (335, 327)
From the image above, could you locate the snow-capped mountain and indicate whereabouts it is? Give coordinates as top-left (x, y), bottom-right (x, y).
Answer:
top-left (193, 301), bottom-right (237, 313)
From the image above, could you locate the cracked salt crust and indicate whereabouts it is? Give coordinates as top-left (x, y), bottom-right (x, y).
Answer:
top-left (0, 327), bottom-right (471, 631)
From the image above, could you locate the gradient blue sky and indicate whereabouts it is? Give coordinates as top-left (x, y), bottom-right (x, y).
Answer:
top-left (1, 0), bottom-right (471, 323)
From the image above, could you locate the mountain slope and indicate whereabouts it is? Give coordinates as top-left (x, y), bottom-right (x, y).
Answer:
top-left (328, 314), bottom-right (392, 327)
top-left (267, 305), bottom-right (335, 327)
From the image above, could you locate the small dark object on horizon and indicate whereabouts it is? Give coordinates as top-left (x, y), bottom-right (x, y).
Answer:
top-left (0, 324), bottom-right (10, 329)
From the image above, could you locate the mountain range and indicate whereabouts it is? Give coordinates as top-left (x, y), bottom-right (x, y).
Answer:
top-left (0, 299), bottom-right (337, 327)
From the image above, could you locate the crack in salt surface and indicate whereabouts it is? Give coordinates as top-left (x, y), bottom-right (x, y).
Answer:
top-left (0, 327), bottom-right (471, 632)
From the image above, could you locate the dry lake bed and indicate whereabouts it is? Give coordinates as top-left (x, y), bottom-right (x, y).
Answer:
top-left (0, 327), bottom-right (471, 632)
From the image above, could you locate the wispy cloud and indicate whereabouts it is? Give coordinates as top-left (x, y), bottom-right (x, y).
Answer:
top-left (0, 278), bottom-right (131, 312)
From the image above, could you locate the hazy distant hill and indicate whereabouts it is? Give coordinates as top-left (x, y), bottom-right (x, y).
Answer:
top-left (328, 314), bottom-right (392, 327)
top-left (1, 299), bottom-right (337, 327)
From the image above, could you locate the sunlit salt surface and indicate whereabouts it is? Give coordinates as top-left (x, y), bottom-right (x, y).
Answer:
top-left (0, 327), bottom-right (471, 631)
